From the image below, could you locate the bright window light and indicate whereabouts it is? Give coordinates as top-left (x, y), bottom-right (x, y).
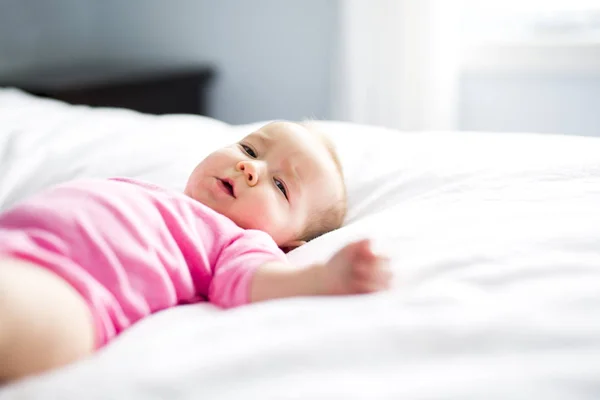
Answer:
top-left (460, 0), bottom-right (600, 45)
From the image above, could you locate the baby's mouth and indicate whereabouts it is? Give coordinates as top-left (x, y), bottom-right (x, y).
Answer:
top-left (219, 178), bottom-right (236, 197)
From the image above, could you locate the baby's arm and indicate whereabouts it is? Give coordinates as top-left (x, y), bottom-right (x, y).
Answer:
top-left (250, 239), bottom-right (392, 303)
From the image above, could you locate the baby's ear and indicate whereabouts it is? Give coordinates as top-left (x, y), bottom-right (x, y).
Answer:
top-left (280, 240), bottom-right (306, 254)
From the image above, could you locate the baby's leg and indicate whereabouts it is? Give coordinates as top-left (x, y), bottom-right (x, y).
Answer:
top-left (0, 258), bottom-right (95, 382)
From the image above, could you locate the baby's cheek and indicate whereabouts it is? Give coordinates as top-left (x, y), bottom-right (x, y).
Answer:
top-left (244, 199), bottom-right (279, 231)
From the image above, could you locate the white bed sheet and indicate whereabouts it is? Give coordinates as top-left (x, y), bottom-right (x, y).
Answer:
top-left (1, 88), bottom-right (600, 399)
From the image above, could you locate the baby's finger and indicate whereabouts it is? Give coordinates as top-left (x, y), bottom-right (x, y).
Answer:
top-left (354, 240), bottom-right (381, 263)
top-left (377, 267), bottom-right (394, 289)
top-left (355, 256), bottom-right (391, 276)
top-left (355, 269), bottom-right (393, 293)
top-left (374, 254), bottom-right (391, 267)
top-left (371, 260), bottom-right (394, 287)
top-left (353, 259), bottom-right (392, 282)
top-left (342, 239), bottom-right (371, 259)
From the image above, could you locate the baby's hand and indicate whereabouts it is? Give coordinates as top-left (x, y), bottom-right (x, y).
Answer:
top-left (320, 239), bottom-right (392, 296)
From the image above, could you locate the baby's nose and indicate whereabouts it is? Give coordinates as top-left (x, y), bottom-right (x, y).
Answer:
top-left (237, 161), bottom-right (259, 186)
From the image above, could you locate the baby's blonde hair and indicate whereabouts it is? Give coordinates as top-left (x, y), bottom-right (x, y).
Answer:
top-left (296, 121), bottom-right (347, 242)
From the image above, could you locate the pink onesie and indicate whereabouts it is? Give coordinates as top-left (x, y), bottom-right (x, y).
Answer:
top-left (0, 177), bottom-right (287, 347)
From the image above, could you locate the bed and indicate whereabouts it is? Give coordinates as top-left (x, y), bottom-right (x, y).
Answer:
top-left (0, 87), bottom-right (599, 399)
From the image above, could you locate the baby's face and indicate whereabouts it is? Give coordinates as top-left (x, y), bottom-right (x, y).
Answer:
top-left (185, 121), bottom-right (344, 248)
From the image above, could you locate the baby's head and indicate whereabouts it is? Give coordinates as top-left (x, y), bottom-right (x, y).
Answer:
top-left (185, 120), bottom-right (347, 250)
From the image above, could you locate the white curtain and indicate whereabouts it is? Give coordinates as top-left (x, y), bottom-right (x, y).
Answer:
top-left (332, 0), bottom-right (462, 131)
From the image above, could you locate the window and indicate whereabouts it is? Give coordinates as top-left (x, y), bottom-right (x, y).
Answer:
top-left (460, 1), bottom-right (600, 73)
top-left (461, 1), bottom-right (600, 46)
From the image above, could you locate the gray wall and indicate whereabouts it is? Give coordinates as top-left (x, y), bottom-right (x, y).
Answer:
top-left (92, 0), bottom-right (338, 124)
top-left (0, 0), bottom-right (338, 124)
top-left (0, 0), bottom-right (97, 72)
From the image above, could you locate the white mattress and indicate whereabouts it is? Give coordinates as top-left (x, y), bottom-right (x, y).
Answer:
top-left (1, 87), bottom-right (599, 399)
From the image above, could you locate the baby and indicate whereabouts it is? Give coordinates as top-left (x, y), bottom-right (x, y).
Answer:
top-left (0, 121), bottom-right (391, 382)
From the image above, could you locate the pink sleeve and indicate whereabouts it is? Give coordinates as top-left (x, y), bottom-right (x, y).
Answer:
top-left (208, 229), bottom-right (287, 309)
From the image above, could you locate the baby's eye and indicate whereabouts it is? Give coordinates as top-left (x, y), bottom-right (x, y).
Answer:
top-left (274, 178), bottom-right (288, 199)
top-left (240, 144), bottom-right (257, 158)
